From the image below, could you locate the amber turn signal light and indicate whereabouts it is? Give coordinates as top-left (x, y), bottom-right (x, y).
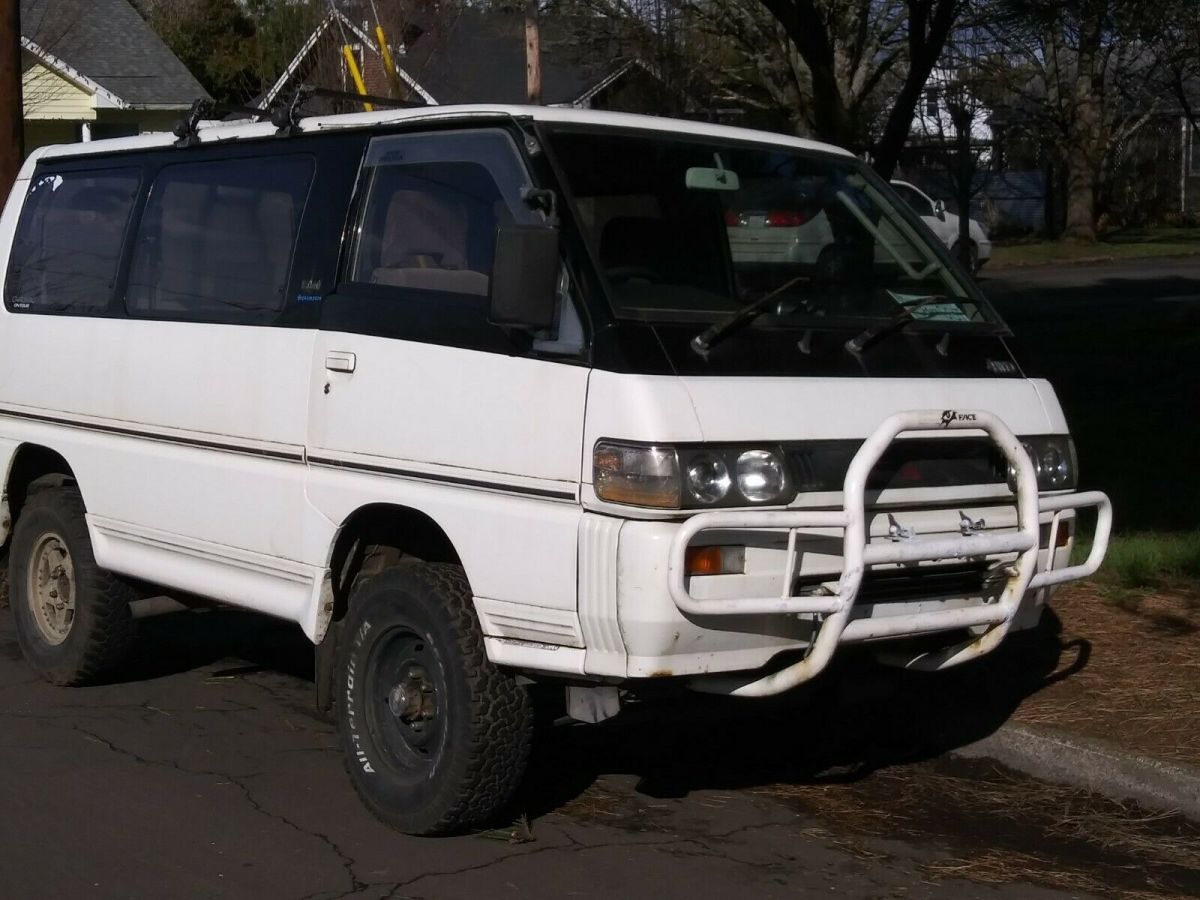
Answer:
top-left (685, 545), bottom-right (746, 576)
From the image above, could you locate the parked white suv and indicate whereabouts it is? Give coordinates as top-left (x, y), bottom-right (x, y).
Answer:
top-left (0, 105), bottom-right (1107, 835)
top-left (890, 180), bottom-right (992, 272)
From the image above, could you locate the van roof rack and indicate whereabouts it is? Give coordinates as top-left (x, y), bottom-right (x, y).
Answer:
top-left (272, 86), bottom-right (427, 136)
top-left (173, 99), bottom-right (272, 148)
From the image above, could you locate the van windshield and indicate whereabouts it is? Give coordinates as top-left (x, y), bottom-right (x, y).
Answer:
top-left (546, 128), bottom-right (1000, 330)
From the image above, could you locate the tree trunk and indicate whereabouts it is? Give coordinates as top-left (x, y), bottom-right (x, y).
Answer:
top-left (1061, 8), bottom-right (1103, 242)
top-left (525, 0), bottom-right (541, 105)
top-left (954, 113), bottom-right (974, 268)
top-left (0, 0), bottom-right (22, 195)
top-left (872, 0), bottom-right (960, 179)
top-left (1063, 71), bottom-right (1100, 241)
top-left (1063, 155), bottom-right (1097, 241)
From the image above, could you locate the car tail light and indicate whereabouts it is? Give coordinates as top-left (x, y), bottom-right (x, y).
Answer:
top-left (765, 210), bottom-right (812, 227)
top-left (724, 209), bottom-right (744, 227)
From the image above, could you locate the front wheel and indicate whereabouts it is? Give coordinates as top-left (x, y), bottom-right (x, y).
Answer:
top-left (335, 562), bottom-right (532, 835)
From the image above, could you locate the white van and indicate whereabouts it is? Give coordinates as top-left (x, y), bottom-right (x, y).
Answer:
top-left (0, 105), bottom-right (1110, 835)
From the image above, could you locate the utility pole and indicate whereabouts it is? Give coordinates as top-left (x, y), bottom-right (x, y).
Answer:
top-left (0, 0), bottom-right (22, 194)
top-left (524, 0), bottom-right (541, 105)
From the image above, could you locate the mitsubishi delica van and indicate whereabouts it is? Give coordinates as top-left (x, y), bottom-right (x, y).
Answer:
top-left (0, 105), bottom-right (1111, 835)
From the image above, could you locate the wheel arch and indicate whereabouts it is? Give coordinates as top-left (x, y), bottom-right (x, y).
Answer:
top-left (314, 502), bottom-right (464, 710)
top-left (2, 443), bottom-right (78, 548)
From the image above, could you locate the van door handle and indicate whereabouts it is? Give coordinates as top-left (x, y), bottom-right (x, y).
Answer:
top-left (325, 351), bottom-right (356, 373)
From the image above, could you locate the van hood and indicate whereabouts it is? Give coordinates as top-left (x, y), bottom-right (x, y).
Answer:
top-left (583, 371), bottom-right (1066, 451)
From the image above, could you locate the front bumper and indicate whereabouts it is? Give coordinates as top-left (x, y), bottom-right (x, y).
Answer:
top-left (647, 410), bottom-right (1110, 696)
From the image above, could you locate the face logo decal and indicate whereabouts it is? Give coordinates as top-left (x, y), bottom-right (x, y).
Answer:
top-left (940, 410), bottom-right (977, 427)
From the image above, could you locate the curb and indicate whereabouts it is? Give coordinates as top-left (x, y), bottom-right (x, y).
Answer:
top-left (986, 249), bottom-right (1200, 272)
top-left (952, 722), bottom-right (1200, 821)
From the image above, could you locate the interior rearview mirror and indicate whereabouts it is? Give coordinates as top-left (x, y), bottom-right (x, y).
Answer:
top-left (490, 224), bottom-right (559, 331)
top-left (933, 199), bottom-right (946, 220)
top-left (685, 167), bottom-right (740, 191)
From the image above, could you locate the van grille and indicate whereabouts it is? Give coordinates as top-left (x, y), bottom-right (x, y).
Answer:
top-left (795, 561), bottom-right (992, 604)
top-left (785, 438), bottom-right (1006, 492)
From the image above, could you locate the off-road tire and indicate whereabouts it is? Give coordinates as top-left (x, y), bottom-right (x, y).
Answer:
top-left (9, 486), bottom-right (136, 685)
top-left (335, 562), bottom-right (533, 835)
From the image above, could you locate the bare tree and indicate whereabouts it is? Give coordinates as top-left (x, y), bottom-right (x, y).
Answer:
top-left (739, 0), bottom-right (964, 176)
top-left (908, 22), bottom-right (997, 267)
top-left (1143, 0), bottom-right (1200, 128)
top-left (989, 0), bottom-right (1161, 240)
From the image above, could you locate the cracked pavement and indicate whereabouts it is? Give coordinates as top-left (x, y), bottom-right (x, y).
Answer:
top-left (0, 608), bottom-right (1090, 900)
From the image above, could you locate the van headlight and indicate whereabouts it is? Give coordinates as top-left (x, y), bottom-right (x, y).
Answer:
top-left (736, 450), bottom-right (788, 502)
top-left (1008, 435), bottom-right (1078, 491)
top-left (686, 453), bottom-right (731, 504)
top-left (593, 442), bottom-right (790, 508)
top-left (593, 442), bottom-right (681, 508)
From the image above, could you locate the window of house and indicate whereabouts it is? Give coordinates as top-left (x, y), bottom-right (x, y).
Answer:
top-left (4, 168), bottom-right (140, 314)
top-left (126, 155), bottom-right (313, 323)
top-left (925, 88), bottom-right (939, 118)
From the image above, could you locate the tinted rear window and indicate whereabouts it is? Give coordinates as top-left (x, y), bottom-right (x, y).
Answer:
top-left (4, 168), bottom-right (140, 314)
top-left (126, 155), bottom-right (314, 323)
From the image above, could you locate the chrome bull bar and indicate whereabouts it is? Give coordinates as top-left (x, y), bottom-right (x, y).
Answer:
top-left (665, 410), bottom-right (1112, 697)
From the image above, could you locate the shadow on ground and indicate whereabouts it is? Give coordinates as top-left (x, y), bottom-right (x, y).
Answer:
top-left (517, 613), bottom-right (1085, 819)
top-left (94, 604), bottom-right (1086, 817)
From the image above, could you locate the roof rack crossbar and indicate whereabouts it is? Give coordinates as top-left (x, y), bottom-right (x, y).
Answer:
top-left (173, 99), bottom-right (271, 148)
top-left (272, 85), bottom-right (427, 136)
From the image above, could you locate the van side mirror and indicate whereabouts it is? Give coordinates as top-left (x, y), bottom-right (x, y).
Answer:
top-left (933, 199), bottom-right (946, 220)
top-left (490, 224), bottom-right (559, 331)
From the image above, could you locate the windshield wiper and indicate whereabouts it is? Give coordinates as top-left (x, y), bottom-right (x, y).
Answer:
top-left (844, 294), bottom-right (952, 355)
top-left (690, 275), bottom-right (807, 357)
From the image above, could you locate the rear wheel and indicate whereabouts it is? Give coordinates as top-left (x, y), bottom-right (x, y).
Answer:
top-left (335, 562), bottom-right (532, 835)
top-left (9, 486), bottom-right (136, 685)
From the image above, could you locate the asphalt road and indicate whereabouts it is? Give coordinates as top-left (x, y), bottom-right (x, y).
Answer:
top-left (979, 257), bottom-right (1200, 531)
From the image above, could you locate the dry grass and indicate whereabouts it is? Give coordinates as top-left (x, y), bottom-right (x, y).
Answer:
top-left (1011, 584), bottom-right (1200, 765)
top-left (758, 759), bottom-right (1200, 899)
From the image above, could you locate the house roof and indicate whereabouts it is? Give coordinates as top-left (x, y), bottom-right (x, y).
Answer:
top-left (20, 0), bottom-right (208, 108)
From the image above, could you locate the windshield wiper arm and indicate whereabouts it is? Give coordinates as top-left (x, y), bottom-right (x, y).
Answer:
top-left (844, 294), bottom-right (950, 355)
top-left (691, 275), bottom-right (807, 357)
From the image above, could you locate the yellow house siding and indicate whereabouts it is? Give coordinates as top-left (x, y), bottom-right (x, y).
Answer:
top-left (23, 62), bottom-right (95, 122)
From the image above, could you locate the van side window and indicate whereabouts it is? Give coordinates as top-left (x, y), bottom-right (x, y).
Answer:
top-left (126, 156), bottom-right (313, 323)
top-left (346, 130), bottom-right (539, 302)
top-left (4, 169), bottom-right (139, 314)
top-left (350, 162), bottom-right (509, 297)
